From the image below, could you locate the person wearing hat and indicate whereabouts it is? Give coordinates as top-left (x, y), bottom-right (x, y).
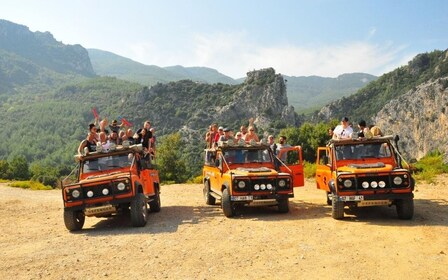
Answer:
top-left (219, 128), bottom-right (233, 142)
top-left (332, 117), bottom-right (353, 140)
top-left (214, 126), bottom-right (225, 144)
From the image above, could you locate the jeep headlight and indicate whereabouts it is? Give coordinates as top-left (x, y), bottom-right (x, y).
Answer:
top-left (343, 179), bottom-right (353, 188)
top-left (117, 182), bottom-right (126, 191)
top-left (237, 181), bottom-right (246, 189)
top-left (72, 189), bottom-right (80, 198)
top-left (362, 181), bottom-right (369, 189)
top-left (393, 176), bottom-right (403, 185)
top-left (278, 179), bottom-right (286, 187)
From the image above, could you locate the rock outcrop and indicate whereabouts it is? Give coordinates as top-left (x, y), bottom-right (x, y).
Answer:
top-left (373, 78), bottom-right (448, 161)
top-left (218, 68), bottom-right (299, 129)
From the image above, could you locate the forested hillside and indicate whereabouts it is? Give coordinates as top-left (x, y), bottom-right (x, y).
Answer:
top-left (88, 49), bottom-right (237, 85)
top-left (315, 49), bottom-right (448, 122)
top-left (0, 19), bottom-right (94, 95)
top-left (284, 73), bottom-right (377, 113)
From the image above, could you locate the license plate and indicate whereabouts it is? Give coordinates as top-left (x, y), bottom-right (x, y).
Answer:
top-left (339, 195), bottom-right (364, 201)
top-left (231, 195), bottom-right (253, 201)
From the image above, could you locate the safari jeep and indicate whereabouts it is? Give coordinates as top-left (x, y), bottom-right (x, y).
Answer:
top-left (61, 144), bottom-right (160, 231)
top-left (203, 140), bottom-right (304, 217)
top-left (316, 135), bottom-right (415, 220)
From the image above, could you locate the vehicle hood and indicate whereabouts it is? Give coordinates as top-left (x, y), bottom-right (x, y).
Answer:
top-left (79, 171), bottom-right (131, 184)
top-left (232, 167), bottom-right (277, 176)
top-left (338, 162), bottom-right (393, 173)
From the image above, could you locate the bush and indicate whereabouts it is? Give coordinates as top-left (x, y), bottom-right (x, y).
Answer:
top-left (10, 180), bottom-right (52, 190)
top-left (303, 161), bottom-right (316, 178)
top-left (413, 151), bottom-right (448, 183)
top-left (188, 175), bottom-right (203, 184)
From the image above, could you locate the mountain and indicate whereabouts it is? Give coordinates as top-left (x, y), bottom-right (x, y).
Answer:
top-left (284, 73), bottom-right (377, 113)
top-left (374, 77), bottom-right (448, 161)
top-left (314, 49), bottom-right (448, 161)
top-left (88, 49), bottom-right (374, 111)
top-left (0, 19), bottom-right (93, 95)
top-left (0, 19), bottom-right (94, 77)
top-left (314, 50), bottom-right (448, 123)
top-left (88, 48), bottom-right (237, 85)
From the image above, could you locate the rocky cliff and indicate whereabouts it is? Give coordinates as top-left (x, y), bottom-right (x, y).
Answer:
top-left (374, 77), bottom-right (448, 161)
top-left (217, 68), bottom-right (298, 130)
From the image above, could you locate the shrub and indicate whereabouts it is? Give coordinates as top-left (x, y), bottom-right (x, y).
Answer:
top-left (413, 151), bottom-right (448, 183)
top-left (10, 180), bottom-right (52, 190)
top-left (188, 175), bottom-right (203, 184)
top-left (303, 161), bottom-right (316, 178)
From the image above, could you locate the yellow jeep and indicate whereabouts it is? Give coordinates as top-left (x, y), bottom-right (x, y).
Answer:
top-left (203, 141), bottom-right (304, 217)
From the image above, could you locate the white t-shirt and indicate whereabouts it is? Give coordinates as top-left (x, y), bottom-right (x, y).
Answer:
top-left (333, 125), bottom-right (353, 139)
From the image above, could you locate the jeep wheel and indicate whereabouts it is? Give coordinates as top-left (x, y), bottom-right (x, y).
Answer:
top-left (221, 188), bottom-right (235, 217)
top-left (326, 192), bottom-right (332, 206)
top-left (396, 198), bottom-right (414, 220)
top-left (64, 209), bottom-right (85, 231)
top-left (277, 198), bottom-right (289, 213)
top-left (130, 193), bottom-right (148, 227)
top-left (203, 181), bottom-right (216, 205)
top-left (149, 187), bottom-right (161, 213)
top-left (332, 197), bottom-right (344, 219)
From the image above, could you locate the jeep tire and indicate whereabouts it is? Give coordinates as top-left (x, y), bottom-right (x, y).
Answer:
top-left (149, 186), bottom-right (161, 213)
top-left (396, 198), bottom-right (414, 220)
top-left (130, 193), bottom-right (148, 227)
top-left (221, 188), bottom-right (235, 217)
top-left (277, 198), bottom-right (289, 213)
top-left (203, 180), bottom-right (216, 205)
top-left (332, 196), bottom-right (344, 219)
top-left (64, 209), bottom-right (85, 231)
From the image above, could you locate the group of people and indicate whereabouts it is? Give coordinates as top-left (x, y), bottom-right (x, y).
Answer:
top-left (204, 120), bottom-right (292, 155)
top-left (78, 118), bottom-right (156, 158)
top-left (329, 117), bottom-right (383, 140)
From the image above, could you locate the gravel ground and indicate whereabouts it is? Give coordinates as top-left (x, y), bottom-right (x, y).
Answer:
top-left (0, 176), bottom-right (447, 280)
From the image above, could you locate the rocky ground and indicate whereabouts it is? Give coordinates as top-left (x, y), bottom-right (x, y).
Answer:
top-left (0, 176), bottom-right (447, 280)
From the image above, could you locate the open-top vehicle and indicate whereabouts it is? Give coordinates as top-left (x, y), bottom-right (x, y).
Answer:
top-left (203, 140), bottom-right (304, 217)
top-left (316, 135), bottom-right (415, 219)
top-left (61, 144), bottom-right (160, 231)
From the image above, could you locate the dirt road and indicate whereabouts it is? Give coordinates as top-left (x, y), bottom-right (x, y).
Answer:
top-left (0, 176), bottom-right (447, 280)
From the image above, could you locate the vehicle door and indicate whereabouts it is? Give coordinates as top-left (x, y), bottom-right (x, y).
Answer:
top-left (316, 147), bottom-right (332, 192)
top-left (278, 146), bottom-right (304, 187)
top-left (204, 149), bottom-right (221, 193)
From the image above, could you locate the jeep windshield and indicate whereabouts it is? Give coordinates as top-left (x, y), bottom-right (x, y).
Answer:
top-left (82, 153), bottom-right (135, 173)
top-left (223, 148), bottom-right (272, 164)
top-left (334, 142), bottom-right (392, 161)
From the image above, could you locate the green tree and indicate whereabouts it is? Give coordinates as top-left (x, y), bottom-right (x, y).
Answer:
top-left (9, 156), bottom-right (30, 180)
top-left (280, 121), bottom-right (335, 162)
top-left (157, 133), bottom-right (187, 183)
top-left (30, 162), bottom-right (59, 187)
top-left (0, 160), bottom-right (12, 179)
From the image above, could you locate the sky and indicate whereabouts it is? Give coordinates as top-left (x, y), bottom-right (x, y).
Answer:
top-left (1, 0), bottom-right (447, 79)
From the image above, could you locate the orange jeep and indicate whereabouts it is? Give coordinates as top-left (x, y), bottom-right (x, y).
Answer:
top-left (203, 141), bottom-right (304, 217)
top-left (315, 135), bottom-right (415, 220)
top-left (61, 144), bottom-right (160, 231)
